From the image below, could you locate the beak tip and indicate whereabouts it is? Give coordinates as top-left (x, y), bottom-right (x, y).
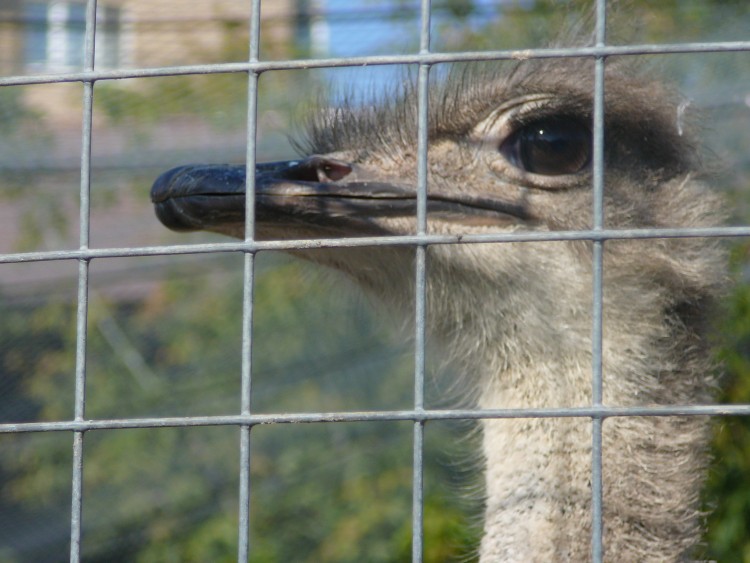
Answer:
top-left (150, 165), bottom-right (191, 204)
top-left (151, 165), bottom-right (204, 232)
top-left (153, 195), bottom-right (199, 233)
top-left (151, 164), bottom-right (248, 232)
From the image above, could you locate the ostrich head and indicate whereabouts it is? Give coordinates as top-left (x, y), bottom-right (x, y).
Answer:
top-left (151, 58), bottom-right (725, 561)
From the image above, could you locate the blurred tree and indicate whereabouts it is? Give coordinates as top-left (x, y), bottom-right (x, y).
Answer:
top-left (704, 242), bottom-right (750, 562)
top-left (0, 256), bottom-right (479, 561)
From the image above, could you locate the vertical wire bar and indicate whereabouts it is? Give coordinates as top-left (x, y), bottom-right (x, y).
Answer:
top-left (590, 0), bottom-right (607, 561)
top-left (70, 1), bottom-right (98, 561)
top-left (412, 1), bottom-right (431, 561)
top-left (238, 0), bottom-right (261, 560)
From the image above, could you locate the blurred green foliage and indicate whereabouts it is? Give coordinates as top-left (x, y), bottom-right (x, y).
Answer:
top-left (704, 242), bottom-right (750, 562)
top-left (0, 88), bottom-right (39, 134)
top-left (0, 257), bottom-right (479, 561)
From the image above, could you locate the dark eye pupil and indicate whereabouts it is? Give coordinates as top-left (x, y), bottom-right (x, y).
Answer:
top-left (502, 117), bottom-right (591, 176)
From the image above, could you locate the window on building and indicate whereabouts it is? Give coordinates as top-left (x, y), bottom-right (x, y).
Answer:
top-left (24, 1), bottom-right (121, 71)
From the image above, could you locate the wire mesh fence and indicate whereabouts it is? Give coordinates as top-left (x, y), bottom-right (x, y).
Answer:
top-left (0, 1), bottom-right (749, 561)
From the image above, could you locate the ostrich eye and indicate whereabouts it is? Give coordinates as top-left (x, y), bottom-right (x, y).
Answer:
top-left (500, 117), bottom-right (591, 176)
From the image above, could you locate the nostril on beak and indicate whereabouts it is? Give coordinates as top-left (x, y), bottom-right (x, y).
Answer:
top-left (318, 159), bottom-right (352, 182)
top-left (281, 156), bottom-right (353, 183)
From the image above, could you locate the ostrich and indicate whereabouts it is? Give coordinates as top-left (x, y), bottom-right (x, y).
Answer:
top-left (150, 56), bottom-right (725, 561)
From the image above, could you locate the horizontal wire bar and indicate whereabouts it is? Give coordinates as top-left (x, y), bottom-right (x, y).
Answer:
top-left (3, 403), bottom-right (750, 434)
top-left (1, 225), bottom-right (748, 264)
top-left (1, 40), bottom-right (749, 86)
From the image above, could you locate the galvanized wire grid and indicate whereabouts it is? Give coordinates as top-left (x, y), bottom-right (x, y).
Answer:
top-left (1, 0), bottom-right (750, 561)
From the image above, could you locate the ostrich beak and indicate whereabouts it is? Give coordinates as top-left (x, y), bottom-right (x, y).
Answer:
top-left (150, 156), bottom-right (531, 237)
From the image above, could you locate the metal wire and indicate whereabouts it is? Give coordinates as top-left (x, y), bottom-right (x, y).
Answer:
top-left (2, 2), bottom-right (748, 562)
top-left (237, 1), bottom-right (262, 559)
top-left (4, 403), bottom-right (750, 435)
top-left (1, 39), bottom-right (749, 87)
top-left (4, 225), bottom-right (750, 266)
top-left (70, 1), bottom-right (98, 561)
top-left (590, 1), bottom-right (607, 559)
top-left (412, 0), bottom-right (432, 559)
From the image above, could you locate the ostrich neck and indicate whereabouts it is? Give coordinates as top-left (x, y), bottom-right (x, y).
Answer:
top-left (468, 335), bottom-right (709, 562)
top-left (477, 359), bottom-right (593, 561)
top-left (325, 242), bottom-right (711, 560)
